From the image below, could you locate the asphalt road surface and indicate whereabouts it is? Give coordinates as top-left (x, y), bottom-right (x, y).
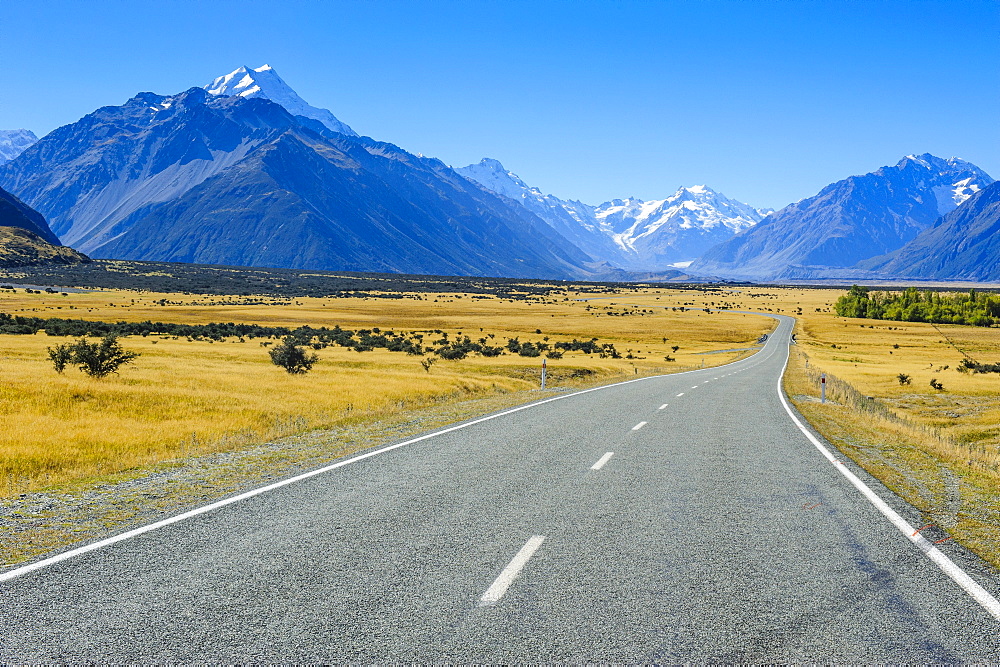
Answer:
top-left (3, 315), bottom-right (1000, 662)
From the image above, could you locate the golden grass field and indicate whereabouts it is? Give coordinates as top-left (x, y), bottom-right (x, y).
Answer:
top-left (4, 281), bottom-right (1000, 566)
top-left (0, 284), bottom-right (771, 497)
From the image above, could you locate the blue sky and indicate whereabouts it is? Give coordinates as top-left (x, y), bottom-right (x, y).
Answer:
top-left (1, 0), bottom-right (997, 209)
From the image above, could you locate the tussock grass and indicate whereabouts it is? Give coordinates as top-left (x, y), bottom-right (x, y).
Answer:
top-left (1, 286), bottom-right (772, 496)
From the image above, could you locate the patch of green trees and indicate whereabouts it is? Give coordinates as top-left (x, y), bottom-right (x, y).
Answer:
top-left (834, 285), bottom-right (1000, 326)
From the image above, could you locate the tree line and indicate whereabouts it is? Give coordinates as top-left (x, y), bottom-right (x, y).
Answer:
top-left (834, 285), bottom-right (1000, 327)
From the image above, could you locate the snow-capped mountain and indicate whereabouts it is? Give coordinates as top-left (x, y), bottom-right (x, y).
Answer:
top-left (0, 87), bottom-right (591, 278)
top-left (859, 180), bottom-right (1000, 281)
top-left (595, 186), bottom-right (771, 266)
top-left (455, 159), bottom-right (622, 265)
top-left (0, 129), bottom-right (38, 165)
top-left (204, 64), bottom-right (357, 136)
top-left (691, 153), bottom-right (995, 280)
top-left (457, 158), bottom-right (769, 269)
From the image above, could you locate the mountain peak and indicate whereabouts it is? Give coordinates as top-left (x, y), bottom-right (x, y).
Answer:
top-left (0, 129), bottom-right (39, 165)
top-left (476, 157), bottom-right (508, 172)
top-left (204, 64), bottom-right (357, 136)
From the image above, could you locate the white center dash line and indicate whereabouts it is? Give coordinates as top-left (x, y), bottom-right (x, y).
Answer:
top-left (658, 403), bottom-right (668, 410)
top-left (479, 536), bottom-right (546, 606)
top-left (591, 452), bottom-right (614, 470)
top-left (676, 392), bottom-right (684, 397)
top-left (632, 421), bottom-right (647, 431)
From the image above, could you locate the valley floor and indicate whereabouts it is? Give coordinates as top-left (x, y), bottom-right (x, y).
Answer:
top-left (2, 267), bottom-right (999, 572)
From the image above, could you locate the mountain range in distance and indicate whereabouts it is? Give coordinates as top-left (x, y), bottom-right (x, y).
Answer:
top-left (1, 64), bottom-right (997, 283)
top-left (0, 129), bottom-right (38, 166)
top-left (691, 154), bottom-right (994, 281)
top-left (456, 158), bottom-right (771, 270)
top-left (0, 80), bottom-right (593, 279)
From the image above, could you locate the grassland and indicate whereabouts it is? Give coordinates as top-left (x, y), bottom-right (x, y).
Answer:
top-left (0, 283), bottom-right (771, 498)
top-left (4, 275), bottom-right (1000, 570)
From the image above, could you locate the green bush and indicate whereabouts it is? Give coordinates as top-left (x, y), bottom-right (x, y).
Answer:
top-left (47, 343), bottom-right (74, 373)
top-left (269, 336), bottom-right (319, 374)
top-left (48, 334), bottom-right (141, 378)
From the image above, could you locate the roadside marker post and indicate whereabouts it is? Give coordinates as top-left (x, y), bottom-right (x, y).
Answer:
top-left (541, 357), bottom-right (547, 390)
top-left (821, 373), bottom-right (826, 403)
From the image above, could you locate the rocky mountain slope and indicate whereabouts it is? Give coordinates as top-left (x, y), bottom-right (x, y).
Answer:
top-left (0, 85), bottom-right (590, 278)
top-left (0, 185), bottom-right (88, 267)
top-left (0, 184), bottom-right (61, 244)
top-left (457, 158), bottom-right (769, 269)
top-left (859, 180), bottom-right (1000, 281)
top-left (690, 154), bottom-right (993, 281)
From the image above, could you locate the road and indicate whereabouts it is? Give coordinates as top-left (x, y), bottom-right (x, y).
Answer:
top-left (2, 315), bottom-right (999, 661)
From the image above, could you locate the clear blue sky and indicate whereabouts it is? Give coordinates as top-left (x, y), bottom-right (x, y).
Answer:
top-left (1, 0), bottom-right (997, 209)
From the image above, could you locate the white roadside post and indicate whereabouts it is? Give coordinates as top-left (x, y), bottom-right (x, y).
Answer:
top-left (821, 373), bottom-right (826, 403)
top-left (541, 357), bottom-right (547, 390)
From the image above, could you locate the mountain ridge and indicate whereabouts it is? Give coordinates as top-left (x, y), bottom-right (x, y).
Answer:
top-left (690, 153), bottom-right (994, 281)
top-left (204, 64), bottom-right (357, 137)
top-left (858, 180), bottom-right (1000, 281)
top-left (456, 158), bottom-right (769, 269)
top-left (0, 86), bottom-right (593, 279)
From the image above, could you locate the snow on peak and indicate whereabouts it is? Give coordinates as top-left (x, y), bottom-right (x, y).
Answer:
top-left (595, 184), bottom-right (770, 252)
top-left (0, 129), bottom-right (38, 165)
top-left (894, 153), bottom-right (994, 215)
top-left (458, 156), bottom-right (770, 267)
top-left (204, 65), bottom-right (357, 136)
top-left (455, 158), bottom-right (538, 201)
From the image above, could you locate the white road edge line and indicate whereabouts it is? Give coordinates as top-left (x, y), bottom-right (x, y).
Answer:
top-left (632, 421), bottom-right (647, 431)
top-left (479, 536), bottom-right (546, 606)
top-left (777, 333), bottom-right (1000, 622)
top-left (0, 349), bottom-right (766, 585)
top-left (591, 452), bottom-right (614, 470)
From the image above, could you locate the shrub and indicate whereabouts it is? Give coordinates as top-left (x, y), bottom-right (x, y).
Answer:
top-left (47, 343), bottom-right (75, 373)
top-left (269, 336), bottom-right (319, 374)
top-left (897, 373), bottom-right (911, 385)
top-left (930, 377), bottom-right (944, 391)
top-left (69, 334), bottom-right (140, 378)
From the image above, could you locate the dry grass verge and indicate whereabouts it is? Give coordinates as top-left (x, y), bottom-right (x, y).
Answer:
top-left (786, 344), bottom-right (1000, 569)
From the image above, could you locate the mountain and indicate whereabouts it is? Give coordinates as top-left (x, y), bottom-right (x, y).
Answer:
top-left (204, 64), bottom-right (357, 136)
top-left (594, 186), bottom-right (770, 267)
top-left (0, 184), bottom-right (60, 244)
top-left (0, 226), bottom-right (90, 268)
top-left (0, 130), bottom-right (38, 165)
top-left (690, 154), bottom-right (994, 281)
top-left (0, 185), bottom-right (88, 267)
top-left (858, 180), bottom-right (1000, 281)
top-left (455, 159), bottom-right (624, 264)
top-left (456, 158), bottom-right (768, 269)
top-left (0, 87), bottom-right (590, 278)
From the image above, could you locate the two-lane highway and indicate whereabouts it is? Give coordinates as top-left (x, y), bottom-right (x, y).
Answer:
top-left (2, 315), bottom-right (999, 661)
